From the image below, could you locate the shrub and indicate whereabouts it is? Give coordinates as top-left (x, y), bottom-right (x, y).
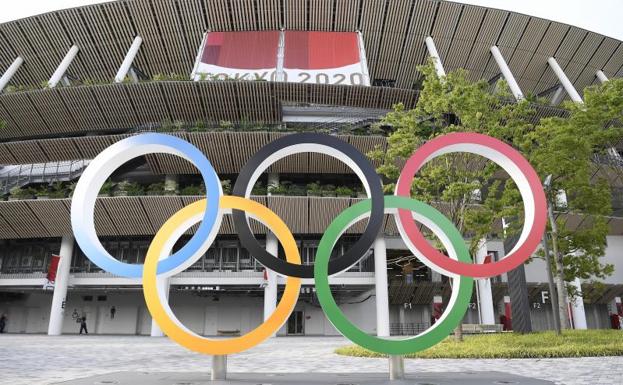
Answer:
top-left (335, 330), bottom-right (623, 359)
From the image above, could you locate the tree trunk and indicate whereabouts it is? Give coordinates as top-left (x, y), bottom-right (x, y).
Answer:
top-left (548, 203), bottom-right (570, 329)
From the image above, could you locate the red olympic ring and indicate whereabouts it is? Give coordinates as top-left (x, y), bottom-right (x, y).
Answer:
top-left (395, 132), bottom-right (547, 278)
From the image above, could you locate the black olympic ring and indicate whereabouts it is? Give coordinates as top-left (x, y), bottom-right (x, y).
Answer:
top-left (232, 133), bottom-right (384, 278)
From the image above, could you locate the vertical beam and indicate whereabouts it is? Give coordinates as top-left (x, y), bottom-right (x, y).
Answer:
top-left (115, 36), bottom-right (143, 83)
top-left (264, 172), bottom-right (279, 328)
top-left (275, 30), bottom-right (286, 82)
top-left (48, 235), bottom-right (74, 336)
top-left (596, 70), bottom-right (609, 84)
top-left (475, 239), bottom-right (496, 325)
top-left (211, 355), bottom-right (227, 381)
top-left (191, 32), bottom-right (208, 80)
top-left (263, 233), bottom-right (278, 323)
top-left (150, 278), bottom-right (170, 337)
top-left (569, 278), bottom-right (587, 329)
top-left (504, 233), bottom-right (532, 333)
top-left (375, 236), bottom-right (403, 380)
top-left (547, 57), bottom-right (583, 103)
top-left (490, 46), bottom-right (524, 100)
top-left (374, 236), bottom-right (390, 337)
top-left (358, 31), bottom-right (371, 86)
top-left (425, 36), bottom-right (446, 78)
top-left (0, 57), bottom-right (24, 93)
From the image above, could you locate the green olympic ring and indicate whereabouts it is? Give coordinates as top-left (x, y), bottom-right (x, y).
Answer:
top-left (314, 195), bottom-right (474, 355)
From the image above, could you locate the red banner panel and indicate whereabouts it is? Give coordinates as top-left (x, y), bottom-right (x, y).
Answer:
top-left (193, 31), bottom-right (369, 85)
top-left (47, 254), bottom-right (60, 283)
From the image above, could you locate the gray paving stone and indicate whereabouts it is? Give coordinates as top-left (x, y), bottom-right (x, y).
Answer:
top-left (0, 335), bottom-right (620, 385)
top-left (54, 371), bottom-right (556, 385)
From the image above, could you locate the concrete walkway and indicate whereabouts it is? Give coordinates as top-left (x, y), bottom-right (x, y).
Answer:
top-left (0, 335), bottom-right (620, 385)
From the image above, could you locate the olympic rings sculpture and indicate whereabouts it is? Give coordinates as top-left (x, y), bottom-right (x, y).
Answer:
top-left (70, 131), bottom-right (546, 356)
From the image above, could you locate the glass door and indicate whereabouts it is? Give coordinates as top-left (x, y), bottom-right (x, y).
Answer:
top-left (287, 310), bottom-right (305, 335)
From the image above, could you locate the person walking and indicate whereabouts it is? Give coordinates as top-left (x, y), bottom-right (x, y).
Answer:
top-left (0, 314), bottom-right (6, 333)
top-left (79, 316), bottom-right (88, 335)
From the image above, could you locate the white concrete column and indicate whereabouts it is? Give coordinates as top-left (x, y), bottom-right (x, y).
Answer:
top-left (425, 36), bottom-right (446, 78)
top-left (115, 36), bottom-right (143, 83)
top-left (263, 232), bottom-right (278, 322)
top-left (490, 46), bottom-right (524, 100)
top-left (374, 236), bottom-right (390, 337)
top-left (48, 235), bottom-right (74, 336)
top-left (569, 278), bottom-right (587, 330)
top-left (264, 173), bottom-right (279, 323)
top-left (547, 57), bottom-right (583, 103)
top-left (150, 278), bottom-right (170, 337)
top-left (0, 57), bottom-right (24, 93)
top-left (48, 45), bottom-right (79, 88)
top-left (475, 238), bottom-right (495, 325)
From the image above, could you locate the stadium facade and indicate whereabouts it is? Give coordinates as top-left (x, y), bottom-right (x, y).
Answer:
top-left (0, 0), bottom-right (622, 337)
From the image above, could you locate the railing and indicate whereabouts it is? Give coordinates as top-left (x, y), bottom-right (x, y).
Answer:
top-left (390, 322), bottom-right (431, 336)
top-left (0, 160), bottom-right (89, 194)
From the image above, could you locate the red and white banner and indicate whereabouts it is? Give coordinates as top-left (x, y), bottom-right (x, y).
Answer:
top-left (283, 31), bottom-right (368, 86)
top-left (44, 254), bottom-right (61, 290)
top-left (192, 30), bottom-right (369, 86)
top-left (194, 31), bottom-right (280, 81)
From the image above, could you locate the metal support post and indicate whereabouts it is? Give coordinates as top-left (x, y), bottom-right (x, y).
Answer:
top-left (596, 70), bottom-right (609, 83)
top-left (0, 57), bottom-right (24, 93)
top-left (547, 57), bottom-right (583, 103)
top-left (211, 355), bottom-right (227, 381)
top-left (425, 36), bottom-right (446, 77)
top-left (48, 45), bottom-right (79, 88)
top-left (115, 36), bottom-right (143, 83)
top-left (490, 46), bottom-right (524, 100)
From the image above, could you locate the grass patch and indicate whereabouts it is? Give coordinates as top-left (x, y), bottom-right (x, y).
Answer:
top-left (335, 330), bottom-right (623, 359)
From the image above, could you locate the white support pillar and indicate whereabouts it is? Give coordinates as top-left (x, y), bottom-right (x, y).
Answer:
top-left (150, 278), bottom-right (170, 337)
top-left (0, 57), bottom-right (24, 93)
top-left (48, 45), bottom-right (79, 88)
top-left (48, 235), bottom-right (74, 336)
top-left (115, 36), bottom-right (143, 83)
top-left (374, 236), bottom-right (390, 337)
top-left (475, 238), bottom-right (495, 325)
top-left (547, 57), bottom-right (583, 103)
top-left (490, 46), bottom-right (524, 100)
top-left (569, 278), bottom-right (587, 330)
top-left (264, 172), bottom-right (279, 326)
top-left (263, 232), bottom-right (278, 323)
top-left (425, 36), bottom-right (446, 78)
top-left (596, 70), bottom-right (609, 84)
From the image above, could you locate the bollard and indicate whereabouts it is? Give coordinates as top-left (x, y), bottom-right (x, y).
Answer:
top-left (211, 355), bottom-right (227, 381)
top-left (389, 355), bottom-right (405, 380)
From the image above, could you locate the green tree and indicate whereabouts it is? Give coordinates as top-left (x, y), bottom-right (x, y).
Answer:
top-left (370, 63), bottom-right (533, 340)
top-left (518, 78), bottom-right (623, 328)
top-left (372, 62), bottom-right (622, 334)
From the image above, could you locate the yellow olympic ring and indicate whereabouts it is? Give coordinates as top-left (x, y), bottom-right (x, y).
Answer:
top-left (143, 196), bottom-right (301, 355)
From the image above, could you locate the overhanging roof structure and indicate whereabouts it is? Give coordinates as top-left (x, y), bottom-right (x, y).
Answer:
top-left (0, 0), bottom-right (619, 141)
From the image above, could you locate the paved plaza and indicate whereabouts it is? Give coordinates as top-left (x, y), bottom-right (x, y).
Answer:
top-left (0, 335), bottom-right (620, 385)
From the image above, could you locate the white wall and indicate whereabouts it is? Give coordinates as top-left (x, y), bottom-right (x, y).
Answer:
top-left (0, 290), bottom-right (379, 336)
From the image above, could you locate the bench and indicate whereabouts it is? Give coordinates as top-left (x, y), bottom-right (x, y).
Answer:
top-left (217, 330), bottom-right (241, 336)
top-left (461, 324), bottom-right (504, 334)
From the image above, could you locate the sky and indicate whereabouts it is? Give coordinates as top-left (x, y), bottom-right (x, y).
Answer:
top-left (0, 0), bottom-right (621, 41)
